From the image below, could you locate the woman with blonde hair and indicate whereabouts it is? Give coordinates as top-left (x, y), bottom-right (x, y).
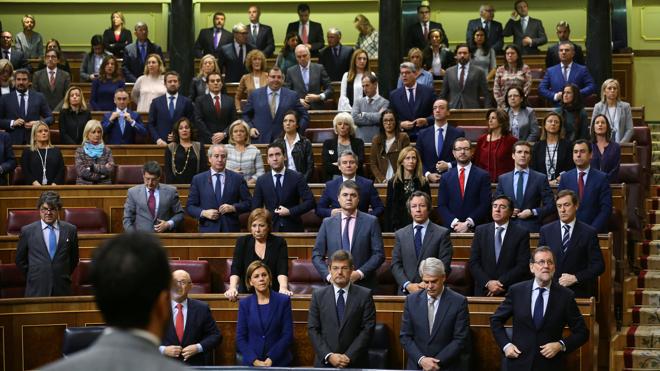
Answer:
top-left (59, 86), bottom-right (92, 144)
top-left (397, 47), bottom-right (433, 88)
top-left (102, 11), bottom-right (132, 57)
top-left (21, 122), bottom-right (65, 185)
top-left (131, 53), bottom-right (166, 112)
top-left (338, 48), bottom-right (374, 111)
top-left (225, 120), bottom-right (265, 186)
top-left (591, 78), bottom-right (633, 143)
top-left (75, 120), bottom-right (115, 185)
top-left (385, 146), bottom-right (430, 231)
top-left (235, 50), bottom-right (268, 108)
top-left (322, 112), bottom-right (365, 180)
top-left (0, 59), bottom-right (14, 97)
top-left (354, 14), bottom-right (378, 59)
top-left (190, 54), bottom-right (221, 102)
top-left (15, 15), bottom-right (43, 59)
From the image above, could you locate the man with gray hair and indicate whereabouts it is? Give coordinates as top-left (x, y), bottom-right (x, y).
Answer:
top-left (400, 257), bottom-right (470, 371)
top-left (122, 22), bottom-right (164, 82)
top-left (219, 23), bottom-right (254, 83)
top-left (318, 28), bottom-right (354, 81)
top-left (465, 4), bottom-right (504, 54)
top-left (285, 44), bottom-right (333, 110)
top-left (389, 61), bottom-right (436, 141)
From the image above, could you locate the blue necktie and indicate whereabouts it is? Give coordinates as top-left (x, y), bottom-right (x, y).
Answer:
top-left (515, 170), bottom-right (525, 209)
top-left (414, 225), bottom-right (423, 258)
top-left (562, 224), bottom-right (571, 253)
top-left (275, 174), bottom-right (282, 204)
top-left (118, 111), bottom-right (126, 134)
top-left (436, 127), bottom-right (444, 159)
top-left (336, 289), bottom-right (345, 323)
top-left (140, 43), bottom-right (147, 63)
top-left (214, 173), bottom-right (223, 202)
top-left (533, 287), bottom-right (546, 329)
top-left (341, 216), bottom-right (352, 251)
top-left (168, 96), bottom-right (175, 118)
top-left (48, 225), bottom-right (57, 260)
top-left (407, 88), bottom-right (415, 106)
top-left (19, 93), bottom-right (26, 118)
top-left (494, 226), bottom-right (503, 263)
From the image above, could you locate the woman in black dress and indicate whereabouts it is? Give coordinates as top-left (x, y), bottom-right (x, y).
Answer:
top-left (102, 11), bottom-right (132, 57)
top-left (59, 86), bottom-right (92, 144)
top-left (531, 112), bottom-right (574, 186)
top-left (273, 110), bottom-right (314, 182)
top-left (22, 122), bottom-right (64, 185)
top-left (164, 117), bottom-right (208, 184)
top-left (385, 146), bottom-right (431, 232)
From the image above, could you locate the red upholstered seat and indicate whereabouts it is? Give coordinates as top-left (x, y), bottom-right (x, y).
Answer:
top-left (11, 166), bottom-right (23, 185)
top-left (446, 261), bottom-right (473, 296)
top-left (301, 210), bottom-right (322, 232)
top-left (114, 165), bottom-right (144, 184)
top-left (459, 125), bottom-right (488, 142)
top-left (64, 208), bottom-right (109, 234)
top-left (170, 260), bottom-right (211, 293)
top-left (288, 259), bottom-right (324, 294)
top-left (374, 260), bottom-right (398, 295)
top-left (0, 264), bottom-right (26, 298)
top-left (65, 164), bottom-right (77, 184)
top-left (71, 259), bottom-right (93, 295)
top-left (304, 128), bottom-right (335, 143)
top-left (7, 210), bottom-right (40, 235)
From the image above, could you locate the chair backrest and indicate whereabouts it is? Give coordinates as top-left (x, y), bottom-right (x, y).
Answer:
top-left (374, 260), bottom-right (398, 295)
top-left (64, 208), bottom-right (109, 234)
top-left (11, 166), bottom-right (24, 185)
top-left (288, 259), bottom-right (325, 294)
top-left (62, 327), bottom-right (105, 357)
top-left (169, 260), bottom-right (211, 293)
top-left (304, 128), bottom-right (335, 143)
top-left (114, 165), bottom-right (144, 184)
top-left (0, 263), bottom-right (25, 298)
top-left (65, 164), bottom-right (77, 184)
top-left (71, 259), bottom-right (93, 295)
top-left (446, 261), bottom-right (473, 296)
top-left (460, 126), bottom-right (488, 142)
top-left (619, 163), bottom-right (643, 232)
top-left (7, 210), bottom-right (40, 235)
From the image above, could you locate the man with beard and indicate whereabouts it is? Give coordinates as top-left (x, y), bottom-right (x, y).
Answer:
top-left (147, 71), bottom-right (194, 145)
top-left (0, 68), bottom-right (52, 144)
top-left (440, 44), bottom-right (492, 109)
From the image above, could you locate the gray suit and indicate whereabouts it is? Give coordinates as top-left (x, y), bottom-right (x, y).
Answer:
top-left (591, 100), bottom-right (634, 143)
top-left (440, 63), bottom-right (492, 109)
top-left (503, 16), bottom-right (548, 55)
top-left (15, 220), bottom-right (79, 297)
top-left (391, 222), bottom-right (453, 293)
top-left (285, 63), bottom-right (333, 110)
top-left (506, 106), bottom-right (539, 142)
top-left (31, 68), bottom-right (71, 110)
top-left (351, 94), bottom-right (390, 142)
top-left (123, 184), bottom-right (184, 232)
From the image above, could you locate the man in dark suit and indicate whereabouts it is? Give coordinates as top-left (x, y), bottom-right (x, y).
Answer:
top-left (392, 191), bottom-right (453, 294)
top-left (148, 71), bottom-right (194, 145)
top-left (318, 28), bottom-right (354, 81)
top-left (502, 0), bottom-right (548, 55)
top-left (490, 246), bottom-right (589, 370)
top-left (286, 3), bottom-right (325, 57)
top-left (285, 44), bottom-right (333, 110)
top-left (469, 195), bottom-right (531, 297)
top-left (466, 4), bottom-right (504, 54)
top-left (440, 44), bottom-right (492, 109)
top-left (194, 71), bottom-right (236, 145)
top-left (101, 89), bottom-right (147, 144)
top-left (252, 143), bottom-right (315, 232)
top-left (219, 23), bottom-right (254, 83)
top-left (122, 22), bottom-right (164, 82)
top-left (400, 257), bottom-right (470, 371)
top-left (15, 191), bottom-right (79, 297)
top-left (308, 250), bottom-right (375, 368)
top-left (316, 150), bottom-right (384, 218)
top-left (389, 62), bottom-right (436, 141)
top-left (0, 131), bottom-right (17, 185)
top-left (0, 69), bottom-right (53, 145)
top-left (193, 12), bottom-right (233, 58)
top-left (247, 5), bottom-right (275, 57)
top-left (558, 140), bottom-right (612, 233)
top-left (438, 137), bottom-right (491, 232)
top-left (243, 66), bottom-right (309, 144)
top-left (539, 42), bottom-right (595, 105)
top-left (405, 3), bottom-right (449, 52)
top-left (186, 144), bottom-right (252, 233)
top-left (416, 99), bottom-right (466, 183)
top-left (539, 190), bottom-right (605, 298)
top-left (312, 180), bottom-right (385, 290)
top-left (161, 269), bottom-right (222, 366)
top-left (31, 49), bottom-right (70, 110)
top-left (0, 31), bottom-right (29, 71)
top-left (545, 21), bottom-right (584, 68)
top-left (496, 141), bottom-right (555, 232)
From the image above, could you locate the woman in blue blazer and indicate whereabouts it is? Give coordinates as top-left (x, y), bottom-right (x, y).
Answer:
top-left (236, 261), bottom-right (293, 367)
top-left (590, 114), bottom-right (620, 183)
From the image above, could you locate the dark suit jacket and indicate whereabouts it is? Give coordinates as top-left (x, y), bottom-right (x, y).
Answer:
top-left (231, 234), bottom-right (288, 293)
top-left (539, 220), bottom-right (605, 297)
top-left (502, 17), bottom-right (548, 55)
top-left (122, 40), bottom-right (164, 82)
top-left (307, 284), bottom-right (375, 367)
top-left (285, 63), bottom-right (333, 110)
top-left (466, 18), bottom-right (504, 53)
top-left (316, 176), bottom-right (384, 218)
top-left (440, 63), bottom-right (492, 109)
top-left (558, 168), bottom-right (612, 232)
top-left (249, 23), bottom-right (275, 57)
top-left (321, 136), bottom-right (365, 180)
top-left (530, 139), bottom-right (573, 180)
top-left (286, 21), bottom-right (325, 56)
top-left (416, 123), bottom-right (466, 175)
top-left (318, 44), bottom-right (354, 81)
top-left (6, 47), bottom-right (29, 71)
top-left (495, 169), bottom-right (555, 232)
top-left (468, 222), bottom-right (531, 296)
top-left (545, 42), bottom-right (585, 68)
top-left (0, 131), bottom-right (16, 185)
top-left (162, 298), bottom-right (222, 366)
top-left (219, 43), bottom-right (254, 83)
top-left (102, 28), bottom-right (132, 57)
top-left (237, 291), bottom-right (293, 366)
top-left (406, 21), bottom-right (449, 51)
top-left (389, 84), bottom-right (436, 141)
top-left (437, 164), bottom-right (491, 228)
top-left (186, 169), bottom-right (252, 232)
top-left (421, 47), bottom-right (455, 74)
top-left (148, 94), bottom-right (194, 143)
top-left (31, 68), bottom-right (71, 110)
top-left (101, 110), bottom-right (147, 144)
top-left (539, 63), bottom-right (596, 104)
top-left (0, 90), bottom-right (53, 145)
top-left (15, 220), bottom-right (79, 297)
top-left (194, 94), bottom-right (236, 145)
top-left (490, 280), bottom-right (589, 371)
top-left (193, 27), bottom-right (233, 58)
top-left (242, 87), bottom-right (309, 144)
top-left (122, 183), bottom-right (184, 232)
top-left (252, 169), bottom-right (315, 232)
top-left (400, 288), bottom-right (470, 371)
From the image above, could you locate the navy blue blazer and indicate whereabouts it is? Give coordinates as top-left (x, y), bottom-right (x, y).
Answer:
top-left (0, 131), bottom-right (17, 185)
top-left (252, 169), bottom-right (315, 232)
top-left (466, 18), bottom-right (504, 53)
top-left (315, 176), bottom-right (384, 218)
top-left (219, 43), bottom-right (254, 83)
top-left (147, 94), bottom-right (195, 143)
top-left (101, 110), bottom-right (147, 144)
top-left (0, 90), bottom-right (53, 145)
top-left (558, 168), bottom-right (612, 233)
top-left (389, 84), bottom-right (436, 141)
top-left (236, 291), bottom-right (293, 366)
top-left (122, 40), bottom-right (164, 82)
top-left (495, 169), bottom-right (555, 232)
top-left (186, 169), bottom-right (252, 232)
top-left (539, 63), bottom-right (595, 105)
top-left (590, 142), bottom-right (620, 183)
top-left (242, 87), bottom-right (309, 144)
top-left (162, 298), bottom-right (222, 366)
top-left (437, 164), bottom-right (491, 228)
top-left (539, 220), bottom-right (605, 298)
top-left (415, 123), bottom-right (466, 175)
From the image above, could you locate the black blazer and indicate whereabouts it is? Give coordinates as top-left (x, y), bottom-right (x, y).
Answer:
top-left (318, 44), bottom-right (354, 81)
top-left (21, 147), bottom-right (65, 185)
top-left (273, 137), bottom-right (314, 182)
top-left (545, 42), bottom-right (585, 68)
top-left (252, 169), bottom-right (315, 232)
top-left (193, 27), bottom-right (233, 58)
top-left (0, 90), bottom-right (54, 145)
top-left (286, 20), bottom-right (325, 56)
top-left (466, 18), bottom-right (504, 53)
top-left (219, 43), bottom-right (254, 83)
top-left (530, 139), bottom-right (573, 181)
top-left (189, 77), bottom-right (207, 103)
top-left (321, 137), bottom-right (365, 180)
top-left (102, 28), bottom-right (132, 57)
top-left (249, 23), bottom-right (276, 57)
top-left (58, 109), bottom-right (92, 145)
top-left (231, 234), bottom-right (289, 293)
top-left (406, 21), bottom-right (449, 51)
top-left (193, 94), bottom-right (237, 144)
top-left (0, 132), bottom-right (16, 185)
top-left (422, 47), bottom-right (455, 76)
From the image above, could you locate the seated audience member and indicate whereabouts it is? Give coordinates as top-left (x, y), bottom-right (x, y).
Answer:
top-left (0, 131), bottom-right (16, 185)
top-left (354, 14), bottom-right (378, 59)
top-left (405, 3), bottom-right (449, 52)
top-left (322, 112), bottom-right (365, 180)
top-left (194, 71), bottom-right (236, 145)
top-left (273, 110), bottom-right (314, 182)
top-left (0, 31), bottom-right (29, 71)
top-left (189, 54), bottom-right (220, 103)
top-left (75, 120), bottom-right (115, 185)
top-left (161, 270), bottom-right (222, 366)
top-left (148, 71), bottom-right (194, 145)
top-left (422, 29), bottom-right (455, 80)
top-left (237, 261), bottom-right (293, 366)
top-left (313, 179), bottom-right (385, 291)
top-left (122, 22), bottom-right (164, 83)
top-left (123, 161), bottom-right (184, 233)
top-left (0, 68), bottom-right (52, 145)
top-left (80, 35), bottom-right (112, 82)
top-left (474, 109), bottom-right (517, 182)
top-left (132, 54), bottom-right (167, 112)
top-left (22, 122), bottom-right (64, 185)
top-left (493, 44), bottom-right (532, 108)
top-left (539, 42), bottom-right (595, 106)
top-left (437, 137), bottom-right (491, 232)
top-left (466, 4), bottom-right (504, 54)
top-left (400, 257), bottom-right (469, 370)
top-left (225, 209), bottom-right (292, 298)
top-left (352, 74), bottom-right (388, 142)
top-left (502, 0), bottom-right (548, 55)
top-left (275, 32), bottom-right (301, 74)
top-left (16, 190), bottom-right (78, 297)
top-left (41, 233), bottom-right (186, 371)
top-left (558, 140), bottom-right (612, 233)
top-left (390, 62), bottom-right (436, 141)
top-left (15, 15), bottom-right (43, 59)
top-left (398, 47), bottom-right (433, 89)
top-left (286, 3), bottom-right (325, 57)
top-left (102, 11), bottom-right (132, 57)
top-left (31, 49), bottom-right (70, 110)
top-left (308, 250), bottom-right (375, 368)
top-left (553, 83), bottom-right (589, 142)
top-left (247, 5), bottom-right (275, 57)
top-left (102, 89), bottom-right (146, 144)
top-left (252, 143), bottom-right (315, 232)
top-left (59, 86), bottom-right (92, 144)
top-left (416, 98), bottom-right (466, 183)
top-left (591, 78), bottom-right (633, 143)
top-left (469, 195), bottom-right (531, 296)
top-left (545, 21), bottom-right (585, 68)
top-left (243, 66), bottom-right (309, 144)
top-left (539, 190), bottom-right (605, 297)
top-left (235, 50), bottom-right (269, 109)
top-left (37, 39), bottom-right (71, 73)
top-left (496, 141), bottom-right (554, 232)
top-left (285, 44), bottom-right (333, 110)
top-left (186, 144), bottom-right (252, 233)
top-left (90, 56), bottom-right (125, 111)
top-left (193, 12), bottom-right (232, 58)
top-left (0, 58), bottom-right (14, 96)
top-left (469, 27), bottom-right (497, 79)
top-left (165, 118), bottom-right (209, 185)
top-left (441, 43), bottom-right (492, 109)
top-left (385, 147), bottom-right (429, 232)
top-left (504, 86), bottom-right (538, 141)
top-left (590, 114), bottom-right (620, 183)
top-left (370, 109), bottom-right (410, 183)
top-left (319, 28), bottom-right (354, 82)
top-left (392, 192), bottom-right (452, 292)
top-left (339, 48), bottom-right (374, 112)
top-left (531, 112), bottom-right (574, 186)
top-left (225, 120), bottom-right (265, 186)
top-left (220, 23), bottom-right (254, 84)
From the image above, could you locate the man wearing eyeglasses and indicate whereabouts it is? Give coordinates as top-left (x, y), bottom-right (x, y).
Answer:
top-left (15, 190), bottom-right (79, 297)
top-left (218, 23), bottom-right (254, 83)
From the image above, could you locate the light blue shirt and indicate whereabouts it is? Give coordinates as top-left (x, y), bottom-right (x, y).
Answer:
top-left (531, 280), bottom-right (550, 317)
top-left (266, 87), bottom-right (280, 112)
top-left (144, 186), bottom-right (175, 229)
top-left (40, 220), bottom-right (59, 247)
top-left (513, 168), bottom-right (529, 199)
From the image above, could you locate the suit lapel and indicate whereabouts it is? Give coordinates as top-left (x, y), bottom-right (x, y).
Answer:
top-left (350, 213), bottom-right (362, 248)
top-left (326, 286), bottom-right (341, 329)
top-left (522, 280), bottom-right (535, 327)
top-left (182, 301), bottom-right (195, 344)
top-left (339, 285), bottom-right (357, 331)
top-left (430, 290), bottom-right (451, 339)
top-left (420, 224), bottom-right (434, 261)
top-left (486, 223), bottom-right (498, 265)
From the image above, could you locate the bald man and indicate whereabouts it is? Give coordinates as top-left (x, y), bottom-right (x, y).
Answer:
top-left (285, 44), bottom-right (333, 110)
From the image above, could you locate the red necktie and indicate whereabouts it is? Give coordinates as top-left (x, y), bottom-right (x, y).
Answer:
top-left (301, 24), bottom-right (308, 44)
top-left (148, 189), bottom-right (156, 218)
top-left (459, 65), bottom-right (466, 89)
top-left (459, 168), bottom-right (465, 199)
top-left (214, 95), bottom-right (221, 115)
top-left (423, 24), bottom-right (429, 39)
top-left (175, 303), bottom-right (184, 343)
top-left (578, 171), bottom-right (585, 200)
top-left (49, 71), bottom-right (56, 90)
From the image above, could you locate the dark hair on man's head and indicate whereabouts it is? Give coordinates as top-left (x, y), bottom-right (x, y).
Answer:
top-left (556, 189), bottom-right (578, 205)
top-left (531, 245), bottom-right (555, 264)
top-left (14, 68), bottom-right (31, 80)
top-left (213, 12), bottom-right (225, 19)
top-left (329, 249), bottom-right (354, 268)
top-left (406, 191), bottom-right (431, 215)
top-left (90, 34), bottom-right (103, 52)
top-left (513, 140), bottom-right (532, 152)
top-left (338, 179), bottom-right (360, 196)
top-left (267, 141), bottom-right (285, 156)
top-left (163, 70), bottom-right (180, 82)
top-left (37, 190), bottom-right (62, 210)
top-left (492, 194), bottom-right (513, 210)
top-left (297, 3), bottom-right (311, 13)
top-left (142, 160), bottom-right (162, 177)
top-left (572, 139), bottom-right (592, 153)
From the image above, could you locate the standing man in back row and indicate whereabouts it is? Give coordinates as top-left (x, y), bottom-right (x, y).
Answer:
top-left (247, 5), bottom-right (275, 57)
top-left (503, 0), bottom-right (547, 55)
top-left (286, 3), bottom-right (325, 57)
top-left (193, 12), bottom-right (233, 58)
top-left (405, 2), bottom-right (449, 52)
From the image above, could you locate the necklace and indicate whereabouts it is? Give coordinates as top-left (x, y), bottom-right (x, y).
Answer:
top-left (171, 145), bottom-right (191, 176)
top-left (545, 141), bottom-right (558, 179)
top-left (36, 147), bottom-right (49, 184)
